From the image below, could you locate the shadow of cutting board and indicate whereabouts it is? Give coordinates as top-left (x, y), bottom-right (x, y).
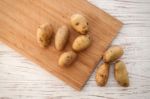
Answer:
top-left (0, 0), bottom-right (123, 90)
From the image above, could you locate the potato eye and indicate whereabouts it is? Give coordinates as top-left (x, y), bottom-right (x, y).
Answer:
top-left (75, 22), bottom-right (79, 26)
top-left (83, 26), bottom-right (86, 29)
top-left (40, 38), bottom-right (43, 42)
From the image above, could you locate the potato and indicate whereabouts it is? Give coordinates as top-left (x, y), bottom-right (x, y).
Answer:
top-left (71, 14), bottom-right (89, 34)
top-left (72, 34), bottom-right (91, 52)
top-left (37, 23), bottom-right (53, 48)
top-left (114, 60), bottom-right (129, 87)
top-left (103, 45), bottom-right (124, 63)
top-left (55, 25), bottom-right (69, 51)
top-left (95, 63), bottom-right (110, 86)
top-left (58, 51), bottom-right (77, 67)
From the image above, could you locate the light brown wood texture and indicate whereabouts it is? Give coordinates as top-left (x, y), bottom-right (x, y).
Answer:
top-left (0, 0), bottom-right (122, 90)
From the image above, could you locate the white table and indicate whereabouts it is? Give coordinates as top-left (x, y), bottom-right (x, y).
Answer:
top-left (0, 0), bottom-right (150, 99)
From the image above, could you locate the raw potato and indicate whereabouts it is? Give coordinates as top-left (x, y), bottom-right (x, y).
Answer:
top-left (71, 14), bottom-right (89, 34)
top-left (55, 25), bottom-right (69, 51)
top-left (58, 51), bottom-right (77, 67)
top-left (72, 34), bottom-right (91, 52)
top-left (37, 23), bottom-right (53, 48)
top-left (115, 60), bottom-right (129, 87)
top-left (95, 63), bottom-right (110, 86)
top-left (103, 45), bottom-right (124, 63)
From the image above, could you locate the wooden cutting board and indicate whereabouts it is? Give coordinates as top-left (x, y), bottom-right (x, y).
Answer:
top-left (0, 0), bottom-right (122, 90)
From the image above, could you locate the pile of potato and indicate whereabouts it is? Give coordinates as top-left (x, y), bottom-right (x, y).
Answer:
top-left (95, 45), bottom-right (129, 87)
top-left (37, 14), bottom-right (92, 67)
top-left (36, 14), bottom-right (129, 87)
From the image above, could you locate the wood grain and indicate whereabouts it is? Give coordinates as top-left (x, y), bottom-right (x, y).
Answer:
top-left (0, 0), bottom-right (122, 90)
top-left (0, 0), bottom-right (149, 98)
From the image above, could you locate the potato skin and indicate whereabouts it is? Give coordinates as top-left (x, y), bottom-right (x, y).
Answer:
top-left (114, 60), bottom-right (129, 87)
top-left (55, 25), bottom-right (69, 51)
top-left (58, 51), bottom-right (77, 67)
top-left (95, 63), bottom-right (110, 86)
top-left (71, 14), bottom-right (89, 34)
top-left (103, 45), bottom-right (124, 63)
top-left (37, 23), bottom-right (53, 48)
top-left (72, 35), bottom-right (91, 52)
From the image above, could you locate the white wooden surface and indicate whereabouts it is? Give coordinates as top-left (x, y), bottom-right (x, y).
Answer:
top-left (0, 0), bottom-right (150, 99)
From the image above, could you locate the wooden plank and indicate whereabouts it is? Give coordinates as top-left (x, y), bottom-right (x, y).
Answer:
top-left (0, 0), bottom-right (122, 90)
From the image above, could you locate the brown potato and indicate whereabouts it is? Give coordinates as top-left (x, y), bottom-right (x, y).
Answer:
top-left (95, 63), bottom-right (110, 86)
top-left (55, 25), bottom-right (69, 51)
top-left (58, 51), bottom-right (77, 67)
top-left (114, 60), bottom-right (129, 87)
top-left (37, 23), bottom-right (53, 48)
top-left (71, 14), bottom-right (89, 34)
top-left (72, 34), bottom-right (92, 52)
top-left (103, 45), bottom-right (124, 63)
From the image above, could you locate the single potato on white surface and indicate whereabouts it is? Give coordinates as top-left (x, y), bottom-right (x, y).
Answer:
top-left (103, 45), bottom-right (124, 63)
top-left (96, 63), bottom-right (110, 86)
top-left (114, 60), bottom-right (129, 87)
